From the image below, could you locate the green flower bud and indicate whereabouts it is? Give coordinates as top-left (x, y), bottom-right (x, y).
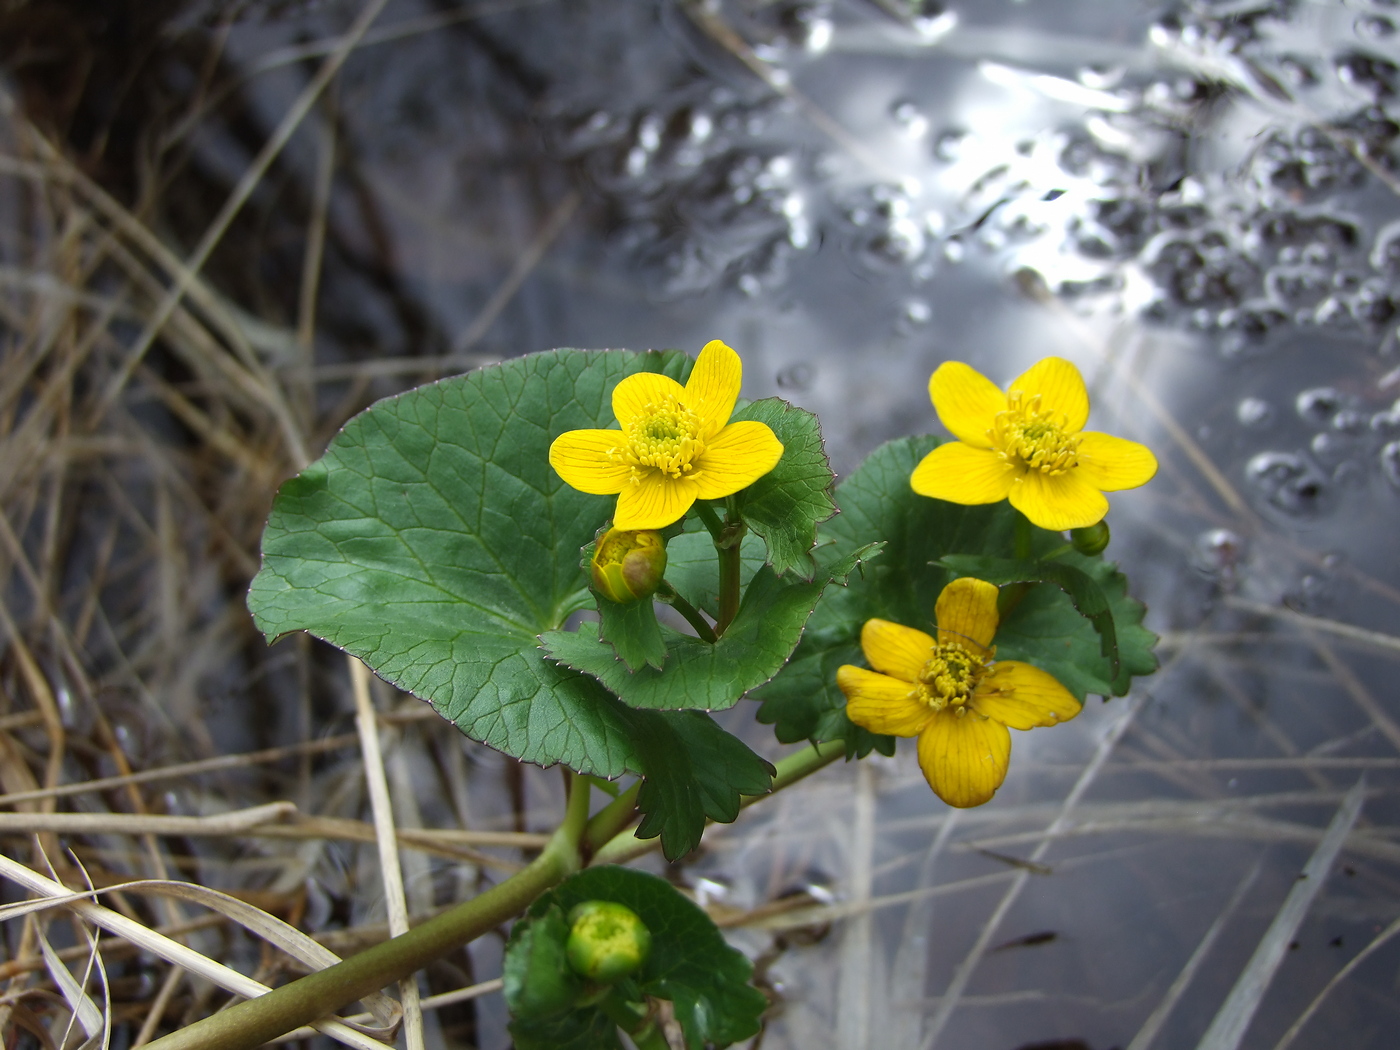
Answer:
top-left (565, 900), bottom-right (652, 983)
top-left (591, 529), bottom-right (667, 604)
top-left (1070, 520), bottom-right (1111, 556)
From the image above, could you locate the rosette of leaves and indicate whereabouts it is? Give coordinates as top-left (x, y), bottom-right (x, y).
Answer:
top-left (754, 435), bottom-right (1159, 758)
top-left (503, 866), bottom-right (767, 1050)
top-left (246, 348), bottom-right (849, 858)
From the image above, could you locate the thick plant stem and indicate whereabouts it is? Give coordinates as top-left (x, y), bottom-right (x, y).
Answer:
top-left (143, 778), bottom-right (593, 1050)
top-left (715, 528), bottom-right (743, 636)
top-left (583, 781), bottom-right (642, 856)
top-left (589, 739), bottom-right (845, 867)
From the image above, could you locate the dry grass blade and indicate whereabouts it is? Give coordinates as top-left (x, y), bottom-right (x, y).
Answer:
top-left (0, 854), bottom-right (390, 1049)
top-left (1126, 861), bottom-right (1262, 1050)
top-left (349, 655), bottom-right (417, 1048)
top-left (1194, 776), bottom-right (1367, 1050)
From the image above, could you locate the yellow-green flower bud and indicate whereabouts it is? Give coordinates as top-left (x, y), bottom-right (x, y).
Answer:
top-left (591, 529), bottom-right (667, 604)
top-left (1070, 520), bottom-right (1111, 556)
top-left (565, 900), bottom-right (652, 982)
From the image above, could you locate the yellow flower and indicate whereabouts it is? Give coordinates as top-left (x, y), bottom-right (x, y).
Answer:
top-left (837, 578), bottom-right (1080, 808)
top-left (549, 340), bottom-right (784, 529)
top-left (910, 357), bottom-right (1157, 531)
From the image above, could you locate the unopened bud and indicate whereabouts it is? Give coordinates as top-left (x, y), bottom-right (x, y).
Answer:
top-left (565, 900), bottom-right (652, 982)
top-left (1070, 520), bottom-right (1111, 556)
top-left (591, 529), bottom-right (667, 604)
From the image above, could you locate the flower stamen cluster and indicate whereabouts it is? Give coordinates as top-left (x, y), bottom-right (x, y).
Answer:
top-left (609, 398), bottom-right (705, 483)
top-left (992, 393), bottom-right (1080, 476)
top-left (914, 641), bottom-right (990, 713)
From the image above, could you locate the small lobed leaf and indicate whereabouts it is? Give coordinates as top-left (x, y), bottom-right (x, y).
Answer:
top-left (503, 903), bottom-right (583, 1019)
top-left (630, 710), bottom-right (774, 860)
top-left (520, 867), bottom-right (769, 1050)
top-left (731, 398), bottom-right (837, 577)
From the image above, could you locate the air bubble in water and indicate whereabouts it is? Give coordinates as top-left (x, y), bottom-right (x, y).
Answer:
top-left (1296, 387), bottom-right (1346, 424)
top-left (777, 362), bottom-right (815, 392)
top-left (1381, 440), bottom-right (1400, 488)
top-left (890, 100), bottom-right (928, 139)
top-left (1192, 528), bottom-right (1245, 578)
top-left (904, 299), bottom-right (932, 325)
top-left (1246, 451), bottom-right (1330, 515)
top-left (1237, 397), bottom-right (1274, 427)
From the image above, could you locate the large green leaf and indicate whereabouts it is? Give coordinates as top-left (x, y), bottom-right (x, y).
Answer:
top-left (539, 544), bottom-right (876, 712)
top-left (754, 435), bottom-right (1157, 755)
top-left (506, 867), bottom-right (768, 1050)
top-left (731, 398), bottom-right (836, 577)
top-left (247, 350), bottom-right (693, 777)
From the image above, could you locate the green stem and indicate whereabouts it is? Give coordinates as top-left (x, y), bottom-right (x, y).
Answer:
top-left (1040, 542), bottom-right (1073, 561)
top-left (715, 532), bottom-right (742, 637)
top-left (693, 501), bottom-right (726, 544)
top-left (589, 739), bottom-right (845, 867)
top-left (1013, 511), bottom-right (1033, 560)
top-left (583, 781), bottom-right (642, 857)
top-left (656, 582), bottom-right (717, 643)
top-left (145, 779), bottom-right (593, 1050)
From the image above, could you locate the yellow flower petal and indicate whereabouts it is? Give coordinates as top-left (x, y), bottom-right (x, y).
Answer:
top-left (613, 472), bottom-right (699, 529)
top-left (1009, 469), bottom-right (1108, 531)
top-left (971, 661), bottom-right (1081, 730)
top-left (837, 666), bottom-right (934, 737)
top-left (612, 370), bottom-right (686, 430)
top-left (934, 578), bottom-right (999, 653)
top-left (684, 339), bottom-right (743, 439)
top-left (916, 710), bottom-right (1010, 808)
top-left (692, 421), bottom-right (784, 500)
top-left (910, 442), bottom-right (1017, 504)
top-left (549, 429), bottom-right (630, 494)
top-left (1008, 357), bottom-right (1089, 433)
top-left (928, 361), bottom-right (1005, 448)
top-left (1074, 432), bottom-right (1158, 492)
top-left (859, 619), bottom-right (934, 682)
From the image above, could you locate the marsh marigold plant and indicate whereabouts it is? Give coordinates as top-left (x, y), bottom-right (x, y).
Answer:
top-left (549, 340), bottom-right (784, 529)
top-left (837, 577), bottom-right (1080, 807)
top-left (911, 357), bottom-right (1157, 531)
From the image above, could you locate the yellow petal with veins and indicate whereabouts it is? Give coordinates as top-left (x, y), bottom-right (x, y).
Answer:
top-left (549, 429), bottom-right (630, 494)
top-left (910, 442), bottom-right (1017, 504)
top-left (916, 710), bottom-right (1011, 808)
top-left (934, 577), bottom-right (999, 653)
top-left (1007, 357), bottom-right (1089, 432)
top-left (613, 472), bottom-right (699, 530)
top-left (859, 619), bottom-right (934, 682)
top-left (684, 339), bottom-right (743, 439)
top-left (971, 661), bottom-right (1081, 730)
top-left (1075, 432), bottom-right (1158, 491)
top-left (1009, 469), bottom-right (1108, 531)
top-left (612, 370), bottom-right (686, 430)
top-left (929, 361), bottom-right (1006, 448)
top-left (837, 666), bottom-right (934, 737)
top-left (692, 421), bottom-right (784, 500)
